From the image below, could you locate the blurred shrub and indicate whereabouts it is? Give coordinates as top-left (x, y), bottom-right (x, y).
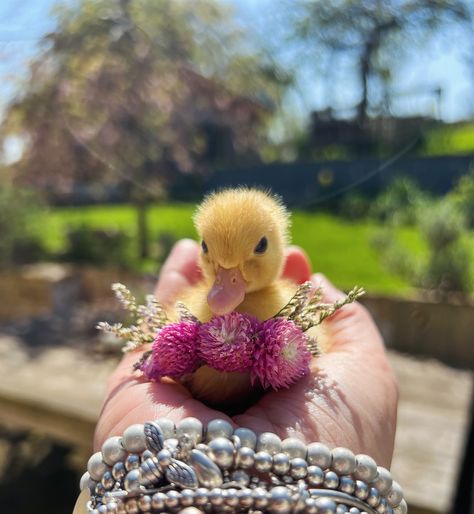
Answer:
top-left (447, 169), bottom-right (474, 228)
top-left (62, 225), bottom-right (132, 267)
top-left (418, 201), bottom-right (471, 295)
top-left (0, 186), bottom-right (48, 268)
top-left (369, 177), bottom-right (429, 225)
top-left (338, 193), bottom-right (371, 220)
top-left (373, 199), bottom-right (472, 297)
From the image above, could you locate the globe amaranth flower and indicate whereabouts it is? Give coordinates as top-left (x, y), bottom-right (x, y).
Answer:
top-left (251, 318), bottom-right (312, 390)
top-left (141, 321), bottom-right (200, 380)
top-left (198, 312), bottom-right (259, 372)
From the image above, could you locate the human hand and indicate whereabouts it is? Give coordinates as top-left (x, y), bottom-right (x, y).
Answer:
top-left (94, 239), bottom-right (397, 468)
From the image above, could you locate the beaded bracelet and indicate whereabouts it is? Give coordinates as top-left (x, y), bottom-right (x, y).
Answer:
top-left (81, 417), bottom-right (407, 514)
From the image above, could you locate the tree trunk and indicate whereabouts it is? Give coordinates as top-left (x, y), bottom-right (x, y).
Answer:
top-left (136, 200), bottom-right (150, 259)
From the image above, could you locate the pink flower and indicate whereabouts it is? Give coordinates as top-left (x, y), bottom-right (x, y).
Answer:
top-left (141, 322), bottom-right (200, 380)
top-left (198, 312), bottom-right (258, 372)
top-left (251, 318), bottom-right (311, 390)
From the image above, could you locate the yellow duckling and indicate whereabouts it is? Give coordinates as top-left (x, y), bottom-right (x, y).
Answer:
top-left (179, 188), bottom-right (298, 409)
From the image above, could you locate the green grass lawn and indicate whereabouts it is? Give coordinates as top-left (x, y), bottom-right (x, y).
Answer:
top-left (41, 203), bottom-right (427, 295)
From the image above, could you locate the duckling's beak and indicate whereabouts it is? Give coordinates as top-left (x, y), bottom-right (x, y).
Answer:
top-left (207, 266), bottom-right (246, 315)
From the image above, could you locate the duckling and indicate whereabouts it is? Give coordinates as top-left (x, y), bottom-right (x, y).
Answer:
top-left (179, 188), bottom-right (298, 410)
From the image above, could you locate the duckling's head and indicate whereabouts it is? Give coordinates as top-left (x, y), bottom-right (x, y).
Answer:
top-left (194, 188), bottom-right (290, 315)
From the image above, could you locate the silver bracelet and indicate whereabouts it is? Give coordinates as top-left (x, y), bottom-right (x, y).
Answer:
top-left (81, 417), bottom-right (407, 514)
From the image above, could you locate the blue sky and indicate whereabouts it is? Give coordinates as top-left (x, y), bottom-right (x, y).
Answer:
top-left (0, 0), bottom-right (472, 123)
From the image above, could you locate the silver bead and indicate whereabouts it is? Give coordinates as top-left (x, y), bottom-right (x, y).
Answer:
top-left (394, 499), bottom-right (407, 514)
top-left (231, 469), bottom-right (250, 486)
top-left (190, 449), bottom-right (223, 488)
top-left (123, 424), bottom-right (146, 453)
top-left (331, 447), bottom-right (356, 475)
top-left (305, 498), bottom-right (318, 514)
top-left (180, 489), bottom-right (195, 507)
top-left (354, 480), bottom-right (369, 499)
top-left (290, 457), bottom-right (307, 479)
top-left (141, 450), bottom-right (153, 461)
top-left (307, 442), bottom-right (331, 469)
top-left (194, 442), bottom-right (209, 454)
top-left (103, 492), bottom-right (115, 504)
top-left (387, 481), bottom-right (403, 507)
top-left (315, 498), bottom-right (337, 514)
top-left (125, 454), bottom-right (140, 471)
top-left (324, 470), bottom-right (339, 489)
top-left (194, 488), bottom-right (208, 505)
top-left (151, 492), bottom-right (166, 510)
top-left (164, 437), bottom-right (179, 453)
top-left (307, 465), bottom-right (324, 485)
top-left (207, 419), bottom-right (233, 440)
top-left (208, 487), bottom-right (224, 506)
top-left (154, 418), bottom-right (176, 439)
top-left (101, 471), bottom-right (115, 490)
top-left (272, 452), bottom-right (290, 475)
top-left (373, 467), bottom-right (393, 495)
top-left (176, 417), bottom-right (203, 443)
top-left (138, 495), bottom-right (151, 512)
top-left (354, 454), bottom-right (378, 482)
top-left (106, 502), bottom-right (118, 513)
top-left (157, 449), bottom-right (172, 468)
top-left (125, 499), bottom-right (139, 514)
top-left (237, 446), bottom-right (255, 468)
top-left (88, 452), bottom-right (108, 481)
top-left (367, 487), bottom-right (381, 507)
top-left (254, 451), bottom-right (273, 472)
top-left (256, 432), bottom-right (282, 455)
top-left (98, 506), bottom-right (108, 514)
top-left (233, 427), bottom-right (257, 449)
top-left (253, 487), bottom-right (269, 508)
top-left (112, 462), bottom-right (126, 481)
top-left (88, 479), bottom-right (98, 494)
top-left (80, 471), bottom-right (90, 491)
top-left (386, 507), bottom-right (394, 514)
top-left (178, 509), bottom-right (204, 514)
top-left (224, 488), bottom-right (239, 507)
top-left (377, 498), bottom-right (389, 513)
top-left (281, 437), bottom-right (307, 459)
top-left (268, 486), bottom-right (293, 514)
top-left (336, 505), bottom-right (349, 514)
top-left (237, 488), bottom-right (254, 508)
top-left (140, 457), bottom-right (162, 485)
top-left (339, 476), bottom-right (356, 494)
top-left (102, 436), bottom-right (126, 466)
top-left (95, 482), bottom-right (106, 496)
top-left (124, 469), bottom-right (141, 492)
top-left (349, 508), bottom-right (360, 514)
top-left (166, 490), bottom-right (181, 508)
top-left (208, 437), bottom-right (235, 469)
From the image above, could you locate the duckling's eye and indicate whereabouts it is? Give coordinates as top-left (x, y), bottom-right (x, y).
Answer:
top-left (201, 240), bottom-right (208, 254)
top-left (254, 236), bottom-right (268, 254)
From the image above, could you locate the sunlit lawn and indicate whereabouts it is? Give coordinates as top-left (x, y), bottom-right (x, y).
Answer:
top-left (42, 203), bottom-right (429, 295)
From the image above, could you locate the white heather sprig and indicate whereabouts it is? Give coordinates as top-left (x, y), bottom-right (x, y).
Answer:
top-left (97, 283), bottom-right (170, 353)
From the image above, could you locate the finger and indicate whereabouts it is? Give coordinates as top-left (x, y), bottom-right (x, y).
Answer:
top-left (282, 246), bottom-right (312, 283)
top-left (154, 239), bottom-right (202, 304)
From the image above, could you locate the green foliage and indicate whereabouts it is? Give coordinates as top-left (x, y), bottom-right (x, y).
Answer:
top-left (62, 225), bottom-right (133, 267)
top-left (418, 201), bottom-right (472, 294)
top-left (422, 123), bottom-right (474, 156)
top-left (374, 196), bottom-right (473, 296)
top-left (447, 169), bottom-right (474, 227)
top-left (38, 203), bottom-right (416, 294)
top-left (0, 185), bottom-right (48, 268)
top-left (369, 177), bottom-right (429, 225)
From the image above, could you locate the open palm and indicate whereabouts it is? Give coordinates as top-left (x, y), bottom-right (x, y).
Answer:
top-left (94, 239), bottom-right (397, 469)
